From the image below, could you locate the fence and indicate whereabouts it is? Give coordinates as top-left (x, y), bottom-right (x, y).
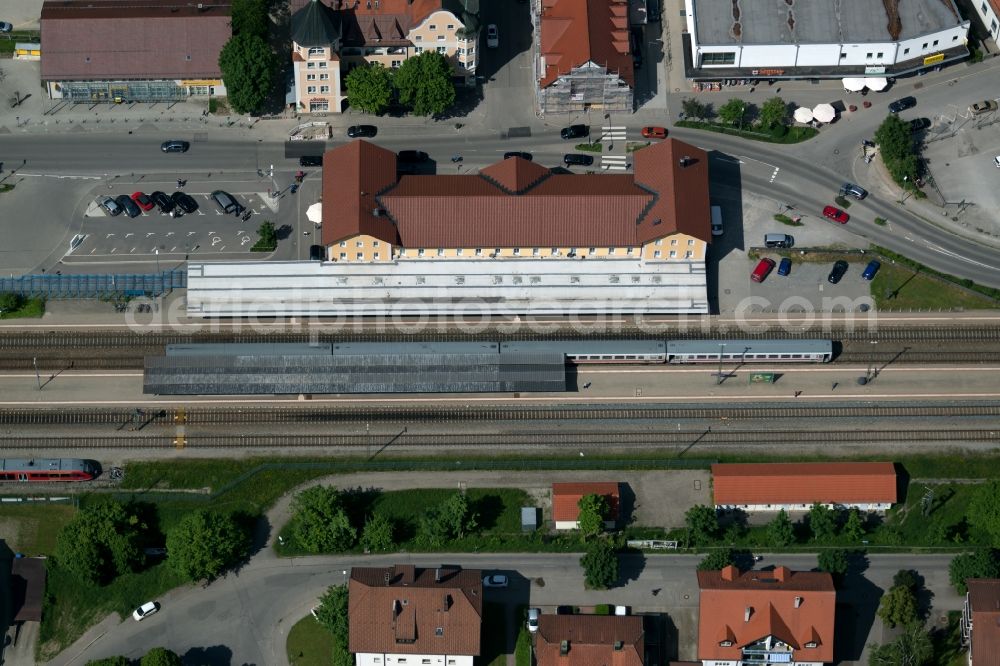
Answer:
top-left (0, 270), bottom-right (185, 299)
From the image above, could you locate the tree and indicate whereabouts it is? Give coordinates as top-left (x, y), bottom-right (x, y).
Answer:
top-left (877, 584), bottom-right (919, 628)
top-left (0, 292), bottom-right (24, 312)
top-left (874, 114), bottom-right (912, 158)
top-left (257, 221), bottom-right (276, 245)
top-left (684, 505), bottom-right (719, 546)
top-left (360, 513), bottom-right (395, 553)
top-left (817, 549), bottom-right (850, 577)
top-left (314, 585), bottom-right (353, 666)
top-left (893, 569), bottom-right (920, 592)
top-left (717, 98), bottom-right (747, 128)
top-left (218, 33), bottom-right (278, 114)
top-left (417, 492), bottom-right (477, 547)
top-left (291, 485), bottom-right (358, 553)
top-left (393, 51), bottom-right (456, 116)
top-left (949, 550), bottom-right (1000, 594)
top-left (697, 549), bottom-right (734, 571)
top-left (167, 510), bottom-right (251, 581)
top-left (868, 622), bottom-right (933, 666)
top-left (54, 500), bottom-right (145, 584)
top-left (807, 503), bottom-right (837, 541)
top-left (230, 0), bottom-right (269, 38)
top-left (86, 658), bottom-right (131, 666)
top-left (345, 63), bottom-right (394, 115)
top-left (580, 539), bottom-right (618, 589)
top-left (844, 508), bottom-right (866, 542)
top-left (766, 509), bottom-right (795, 547)
top-left (140, 647), bottom-right (183, 666)
top-left (577, 493), bottom-right (610, 540)
top-left (968, 480), bottom-right (1000, 545)
top-left (681, 97), bottom-right (708, 120)
top-left (757, 96), bottom-right (787, 129)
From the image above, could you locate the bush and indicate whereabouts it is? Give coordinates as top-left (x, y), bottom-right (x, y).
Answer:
top-left (140, 647), bottom-right (183, 666)
top-left (166, 510), bottom-right (252, 582)
top-left (835, 195), bottom-right (852, 208)
top-left (291, 486), bottom-right (357, 553)
top-left (773, 213), bottom-right (804, 227)
top-left (0, 292), bottom-right (25, 312)
top-left (54, 500), bottom-right (146, 585)
top-left (252, 221), bottom-right (277, 252)
top-left (594, 603), bottom-right (611, 615)
top-left (874, 217), bottom-right (887, 226)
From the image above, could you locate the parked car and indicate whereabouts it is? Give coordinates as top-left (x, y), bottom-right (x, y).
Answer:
top-left (909, 117), bottom-right (931, 132)
top-left (503, 151), bottom-right (533, 161)
top-left (641, 126), bottom-right (668, 139)
top-left (822, 205), bottom-right (849, 224)
top-left (839, 182), bottom-right (868, 199)
top-left (211, 190), bottom-right (243, 215)
top-left (888, 96), bottom-right (916, 113)
top-left (777, 257), bottom-right (792, 276)
top-left (630, 28), bottom-right (643, 69)
top-left (131, 191), bottom-right (155, 212)
top-left (116, 194), bottom-right (142, 218)
top-left (97, 196), bottom-right (122, 216)
top-left (171, 191), bottom-right (199, 213)
top-left (861, 259), bottom-right (881, 281)
top-left (970, 100), bottom-right (998, 115)
top-left (149, 191), bottom-right (174, 213)
top-left (647, 0), bottom-right (661, 21)
top-left (133, 601), bottom-right (159, 621)
top-left (560, 124), bottom-right (588, 140)
top-left (563, 153), bottom-right (594, 167)
top-left (347, 125), bottom-right (377, 138)
top-left (0, 22), bottom-right (13, 32)
top-left (615, 606), bottom-right (630, 616)
top-left (556, 606), bottom-right (575, 615)
top-left (486, 24), bottom-right (499, 48)
top-left (397, 150), bottom-right (429, 163)
top-left (483, 574), bottom-right (508, 588)
top-left (527, 608), bottom-right (540, 633)
top-left (299, 155), bottom-right (323, 167)
top-left (309, 244), bottom-right (326, 261)
top-left (827, 260), bottom-right (849, 284)
top-left (750, 257), bottom-right (776, 283)
top-left (160, 140), bottom-right (189, 153)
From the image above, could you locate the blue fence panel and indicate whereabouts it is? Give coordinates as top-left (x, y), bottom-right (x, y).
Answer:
top-left (0, 270), bottom-right (186, 299)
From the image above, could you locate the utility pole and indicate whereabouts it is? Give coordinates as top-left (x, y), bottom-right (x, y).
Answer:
top-left (33, 356), bottom-right (41, 390)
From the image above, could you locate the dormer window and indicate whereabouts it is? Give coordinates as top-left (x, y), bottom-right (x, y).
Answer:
top-left (719, 640), bottom-right (733, 647)
top-left (805, 641), bottom-right (818, 648)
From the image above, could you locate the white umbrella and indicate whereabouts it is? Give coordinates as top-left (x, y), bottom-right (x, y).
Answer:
top-left (812, 103), bottom-right (836, 123)
top-left (306, 202), bottom-right (322, 224)
top-left (793, 107), bottom-right (814, 123)
top-left (842, 77), bottom-right (866, 92)
top-left (865, 77), bottom-right (888, 91)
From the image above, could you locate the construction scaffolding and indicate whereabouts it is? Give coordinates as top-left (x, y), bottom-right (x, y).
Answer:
top-left (537, 62), bottom-right (633, 114)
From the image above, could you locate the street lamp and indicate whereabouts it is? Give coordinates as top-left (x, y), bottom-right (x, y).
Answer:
top-left (716, 343), bottom-right (726, 385)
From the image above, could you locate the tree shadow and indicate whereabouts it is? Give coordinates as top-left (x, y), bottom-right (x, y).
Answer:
top-left (339, 486), bottom-right (383, 527)
top-left (618, 552), bottom-right (646, 587)
top-left (182, 645), bottom-right (234, 666)
top-left (470, 494), bottom-right (504, 531)
top-left (617, 483), bottom-right (636, 527)
top-left (834, 553), bottom-right (881, 663)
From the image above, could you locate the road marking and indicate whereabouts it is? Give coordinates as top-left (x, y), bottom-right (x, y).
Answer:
top-left (920, 241), bottom-right (1000, 270)
top-left (769, 167), bottom-right (780, 183)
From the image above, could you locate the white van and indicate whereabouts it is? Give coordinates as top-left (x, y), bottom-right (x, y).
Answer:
top-left (710, 206), bottom-right (723, 236)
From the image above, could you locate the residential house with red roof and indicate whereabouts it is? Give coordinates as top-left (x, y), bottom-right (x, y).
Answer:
top-left (535, 614), bottom-right (644, 666)
top-left (711, 462), bottom-right (898, 513)
top-left (961, 579), bottom-right (1000, 666)
top-left (40, 0), bottom-right (231, 102)
top-left (289, 0), bottom-right (480, 113)
top-left (349, 564), bottom-right (483, 666)
top-left (697, 565), bottom-right (836, 666)
top-left (552, 482), bottom-right (620, 530)
top-left (534, 0), bottom-right (634, 114)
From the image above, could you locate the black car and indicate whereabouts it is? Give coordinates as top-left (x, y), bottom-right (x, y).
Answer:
top-left (160, 140), bottom-right (190, 153)
top-left (563, 153), bottom-right (595, 167)
top-left (171, 191), bottom-right (199, 214)
top-left (211, 190), bottom-right (243, 215)
top-left (909, 117), bottom-right (931, 132)
top-left (503, 151), bottom-right (533, 161)
top-left (309, 244), bottom-right (326, 261)
top-left (398, 150), bottom-right (429, 163)
top-left (347, 125), bottom-right (378, 138)
top-left (888, 96), bottom-right (916, 113)
top-left (646, 0), bottom-right (660, 21)
top-left (115, 194), bottom-right (142, 218)
top-left (299, 155), bottom-right (323, 167)
top-left (149, 191), bottom-right (174, 213)
top-left (560, 124), bottom-right (588, 140)
top-left (827, 260), bottom-right (849, 284)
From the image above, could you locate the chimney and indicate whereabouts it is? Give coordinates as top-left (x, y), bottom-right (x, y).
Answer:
top-left (443, 593), bottom-right (451, 611)
top-left (720, 564), bottom-right (738, 582)
top-left (560, 641), bottom-right (570, 656)
top-left (744, 606), bottom-right (753, 622)
top-left (197, 2), bottom-right (204, 8)
top-left (384, 571), bottom-right (391, 585)
top-left (613, 641), bottom-right (624, 651)
top-left (435, 567), bottom-right (441, 582)
top-left (774, 566), bottom-right (790, 582)
top-left (794, 596), bottom-right (803, 608)
top-left (373, 208), bottom-right (382, 216)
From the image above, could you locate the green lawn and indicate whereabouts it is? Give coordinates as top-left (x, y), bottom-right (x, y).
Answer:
top-left (0, 297), bottom-right (46, 319)
top-left (675, 119), bottom-right (817, 143)
top-left (287, 614), bottom-right (335, 666)
top-left (875, 483), bottom-right (988, 547)
top-left (870, 262), bottom-right (1000, 310)
top-left (0, 503), bottom-right (77, 555)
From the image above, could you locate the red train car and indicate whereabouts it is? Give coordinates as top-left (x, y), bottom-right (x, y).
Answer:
top-left (0, 458), bottom-right (99, 482)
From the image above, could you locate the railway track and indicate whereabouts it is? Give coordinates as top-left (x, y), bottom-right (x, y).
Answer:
top-left (2, 428), bottom-right (998, 449)
top-left (2, 403), bottom-right (999, 426)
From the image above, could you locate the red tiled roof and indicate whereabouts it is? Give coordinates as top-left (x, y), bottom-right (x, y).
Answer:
top-left (536, 615), bottom-right (644, 666)
top-left (697, 566), bottom-right (836, 662)
top-left (289, 0), bottom-right (452, 46)
top-left (711, 462), bottom-right (897, 506)
top-left (11, 558), bottom-right (46, 623)
top-left (552, 482), bottom-right (619, 522)
top-left (40, 0), bottom-right (231, 81)
top-left (320, 139), bottom-right (712, 248)
top-left (540, 0), bottom-right (634, 89)
top-left (349, 564), bottom-right (483, 656)
top-left (967, 579), bottom-right (1000, 666)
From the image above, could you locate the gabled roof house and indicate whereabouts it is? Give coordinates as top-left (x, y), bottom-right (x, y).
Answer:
top-left (552, 482), bottom-right (620, 530)
top-left (962, 579), bottom-right (1000, 666)
top-left (535, 614), bottom-right (644, 666)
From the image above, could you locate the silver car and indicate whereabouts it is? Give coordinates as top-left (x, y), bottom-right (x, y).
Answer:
top-left (97, 196), bottom-right (123, 216)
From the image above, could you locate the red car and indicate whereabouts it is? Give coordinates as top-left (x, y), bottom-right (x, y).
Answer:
top-left (131, 192), bottom-right (155, 212)
top-left (822, 205), bottom-right (849, 224)
top-left (641, 126), bottom-right (668, 139)
top-left (750, 257), bottom-right (776, 283)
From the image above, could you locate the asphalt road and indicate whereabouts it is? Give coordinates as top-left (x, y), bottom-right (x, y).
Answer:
top-left (54, 551), bottom-right (962, 666)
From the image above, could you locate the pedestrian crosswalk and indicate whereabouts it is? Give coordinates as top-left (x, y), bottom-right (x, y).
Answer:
top-left (601, 155), bottom-right (628, 171)
top-left (599, 125), bottom-right (628, 142)
top-left (599, 125), bottom-right (628, 170)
